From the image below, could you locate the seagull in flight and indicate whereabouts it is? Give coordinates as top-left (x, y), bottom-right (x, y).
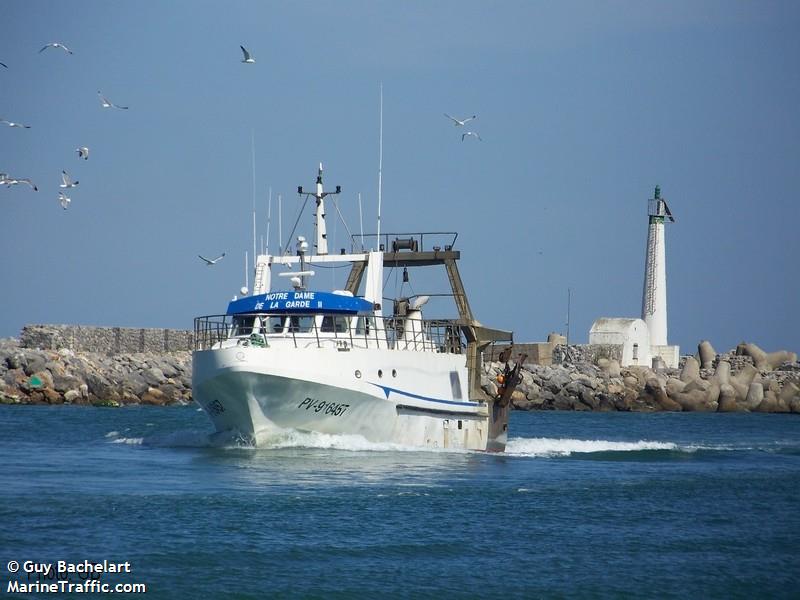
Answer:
top-left (59, 192), bottom-right (71, 210)
top-left (0, 118), bottom-right (30, 129)
top-left (60, 170), bottom-right (79, 188)
top-left (199, 253), bottom-right (226, 265)
top-left (461, 131), bottom-right (482, 142)
top-left (76, 146), bottom-right (89, 160)
top-left (4, 177), bottom-right (38, 191)
top-left (240, 46), bottom-right (255, 64)
top-left (444, 113), bottom-right (477, 127)
top-left (39, 42), bottom-right (73, 54)
top-left (98, 91), bottom-right (129, 110)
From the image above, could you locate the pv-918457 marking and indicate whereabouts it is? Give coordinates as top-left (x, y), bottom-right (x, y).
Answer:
top-left (298, 397), bottom-right (350, 417)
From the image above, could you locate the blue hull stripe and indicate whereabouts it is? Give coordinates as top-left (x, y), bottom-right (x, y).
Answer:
top-left (369, 383), bottom-right (476, 407)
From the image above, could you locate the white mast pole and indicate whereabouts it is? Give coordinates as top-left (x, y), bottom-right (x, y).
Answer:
top-left (358, 192), bottom-right (364, 251)
top-left (266, 186), bottom-right (272, 255)
top-left (251, 130), bottom-right (257, 265)
top-left (315, 163), bottom-right (328, 255)
top-left (278, 193), bottom-right (283, 255)
top-left (245, 250), bottom-right (249, 293)
top-left (376, 83), bottom-right (383, 250)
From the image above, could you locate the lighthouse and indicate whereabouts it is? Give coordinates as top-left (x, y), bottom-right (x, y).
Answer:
top-left (588, 185), bottom-right (679, 369)
top-left (641, 185), bottom-right (674, 347)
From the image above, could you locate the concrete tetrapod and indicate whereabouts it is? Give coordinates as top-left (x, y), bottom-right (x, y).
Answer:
top-left (698, 340), bottom-right (716, 370)
top-left (737, 343), bottom-right (798, 372)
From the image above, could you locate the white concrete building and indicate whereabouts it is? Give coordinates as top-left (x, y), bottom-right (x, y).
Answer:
top-left (589, 318), bottom-right (652, 367)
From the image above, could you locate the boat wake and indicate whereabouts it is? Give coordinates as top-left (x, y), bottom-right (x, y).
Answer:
top-left (106, 428), bottom-right (222, 448)
top-left (104, 426), bottom-right (460, 453)
top-left (505, 437), bottom-right (683, 457)
top-left (250, 428), bottom-right (457, 453)
top-left (106, 429), bottom-right (793, 458)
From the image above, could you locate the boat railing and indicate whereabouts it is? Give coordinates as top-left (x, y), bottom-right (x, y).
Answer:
top-left (193, 313), bottom-right (465, 354)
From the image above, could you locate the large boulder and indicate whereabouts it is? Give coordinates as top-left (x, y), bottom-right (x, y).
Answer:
top-left (22, 353), bottom-right (47, 377)
top-left (51, 373), bottom-right (82, 393)
top-left (141, 387), bottom-right (166, 406)
top-left (141, 367), bottom-right (166, 387)
top-left (597, 358), bottom-right (621, 378)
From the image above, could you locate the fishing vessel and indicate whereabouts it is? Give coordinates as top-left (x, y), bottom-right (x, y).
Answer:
top-left (192, 165), bottom-right (524, 451)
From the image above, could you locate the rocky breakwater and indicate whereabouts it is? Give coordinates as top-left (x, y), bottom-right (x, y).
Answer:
top-left (482, 341), bottom-right (800, 413)
top-left (0, 338), bottom-right (191, 407)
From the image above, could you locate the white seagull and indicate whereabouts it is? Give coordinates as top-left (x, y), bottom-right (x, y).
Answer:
top-left (444, 113), bottom-right (477, 127)
top-left (461, 131), bottom-right (482, 142)
top-left (198, 253), bottom-right (226, 265)
top-left (60, 170), bottom-right (79, 188)
top-left (76, 146), bottom-right (89, 160)
top-left (0, 118), bottom-right (30, 129)
top-left (4, 177), bottom-right (38, 191)
top-left (39, 42), bottom-right (73, 55)
top-left (240, 45), bottom-right (255, 64)
top-left (98, 91), bottom-right (129, 110)
top-left (59, 192), bottom-right (71, 210)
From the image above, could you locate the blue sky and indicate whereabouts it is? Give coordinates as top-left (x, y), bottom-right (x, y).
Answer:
top-left (1, 1), bottom-right (798, 355)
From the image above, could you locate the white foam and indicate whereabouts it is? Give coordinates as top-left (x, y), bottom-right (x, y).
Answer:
top-left (252, 428), bottom-right (454, 453)
top-left (505, 437), bottom-right (679, 457)
top-left (111, 436), bottom-right (144, 445)
top-left (107, 429), bottom-right (218, 448)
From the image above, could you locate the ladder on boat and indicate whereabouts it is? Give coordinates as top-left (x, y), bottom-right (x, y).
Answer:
top-left (253, 258), bottom-right (269, 295)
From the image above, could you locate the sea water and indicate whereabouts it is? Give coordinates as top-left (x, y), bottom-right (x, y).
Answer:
top-left (1, 405), bottom-right (798, 599)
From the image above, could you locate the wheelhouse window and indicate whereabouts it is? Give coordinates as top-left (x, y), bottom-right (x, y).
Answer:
top-left (321, 315), bottom-right (349, 333)
top-left (232, 316), bottom-right (255, 336)
top-left (265, 315), bottom-right (286, 333)
top-left (288, 315), bottom-right (315, 333)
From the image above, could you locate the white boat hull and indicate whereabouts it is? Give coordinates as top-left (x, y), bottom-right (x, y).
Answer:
top-left (193, 346), bottom-right (503, 451)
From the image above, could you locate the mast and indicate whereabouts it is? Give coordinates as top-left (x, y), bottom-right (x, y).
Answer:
top-left (251, 130), bottom-right (257, 269)
top-left (297, 164), bottom-right (341, 256)
top-left (315, 164), bottom-right (327, 254)
top-left (377, 83), bottom-right (383, 248)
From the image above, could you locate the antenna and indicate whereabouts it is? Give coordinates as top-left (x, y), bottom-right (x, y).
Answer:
top-left (278, 193), bottom-right (283, 255)
top-left (376, 83), bottom-right (383, 249)
top-left (566, 287), bottom-right (571, 345)
top-left (358, 192), bottom-right (364, 251)
top-left (251, 130), bottom-right (257, 267)
top-left (244, 250), bottom-right (249, 294)
top-left (266, 186), bottom-right (272, 255)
